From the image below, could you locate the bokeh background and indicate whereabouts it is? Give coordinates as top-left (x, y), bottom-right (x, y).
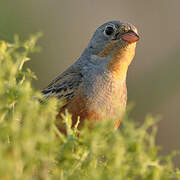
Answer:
top-left (1, 0), bottom-right (180, 166)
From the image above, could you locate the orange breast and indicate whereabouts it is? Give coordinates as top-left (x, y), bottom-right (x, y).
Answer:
top-left (56, 87), bottom-right (124, 133)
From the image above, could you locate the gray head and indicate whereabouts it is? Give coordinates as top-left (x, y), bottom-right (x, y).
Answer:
top-left (87, 21), bottom-right (139, 56)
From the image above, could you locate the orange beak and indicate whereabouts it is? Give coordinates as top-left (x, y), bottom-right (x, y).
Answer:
top-left (121, 30), bottom-right (140, 43)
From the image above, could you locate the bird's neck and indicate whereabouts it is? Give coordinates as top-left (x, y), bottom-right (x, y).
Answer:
top-left (107, 43), bottom-right (136, 80)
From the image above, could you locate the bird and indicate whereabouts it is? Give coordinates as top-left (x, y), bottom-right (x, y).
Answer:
top-left (42, 21), bottom-right (140, 133)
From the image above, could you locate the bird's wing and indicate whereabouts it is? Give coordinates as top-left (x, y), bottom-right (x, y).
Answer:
top-left (42, 67), bottom-right (83, 103)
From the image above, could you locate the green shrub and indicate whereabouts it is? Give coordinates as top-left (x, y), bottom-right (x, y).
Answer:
top-left (0, 35), bottom-right (179, 180)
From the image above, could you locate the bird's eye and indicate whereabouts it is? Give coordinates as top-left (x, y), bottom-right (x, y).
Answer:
top-left (104, 26), bottom-right (115, 36)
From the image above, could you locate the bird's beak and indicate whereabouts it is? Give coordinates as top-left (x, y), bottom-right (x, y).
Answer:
top-left (121, 30), bottom-right (140, 43)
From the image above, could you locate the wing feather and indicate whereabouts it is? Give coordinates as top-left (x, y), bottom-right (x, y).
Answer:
top-left (42, 69), bottom-right (83, 103)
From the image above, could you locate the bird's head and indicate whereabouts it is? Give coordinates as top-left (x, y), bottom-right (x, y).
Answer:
top-left (88, 21), bottom-right (139, 57)
top-left (87, 21), bottom-right (140, 79)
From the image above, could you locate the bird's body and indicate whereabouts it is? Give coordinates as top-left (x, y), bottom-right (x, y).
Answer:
top-left (42, 21), bottom-right (139, 132)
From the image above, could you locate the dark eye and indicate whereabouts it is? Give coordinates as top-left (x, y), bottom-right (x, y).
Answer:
top-left (104, 26), bottom-right (114, 36)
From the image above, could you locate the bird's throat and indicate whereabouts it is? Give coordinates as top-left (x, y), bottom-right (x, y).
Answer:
top-left (108, 60), bottom-right (128, 80)
top-left (107, 43), bottom-right (136, 80)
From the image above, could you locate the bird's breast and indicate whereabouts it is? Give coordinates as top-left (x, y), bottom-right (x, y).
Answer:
top-left (58, 72), bottom-right (127, 131)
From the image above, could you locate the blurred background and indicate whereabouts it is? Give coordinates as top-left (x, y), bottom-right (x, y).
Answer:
top-left (0, 0), bottom-right (179, 166)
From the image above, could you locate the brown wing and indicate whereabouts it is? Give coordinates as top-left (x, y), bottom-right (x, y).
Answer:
top-left (42, 70), bottom-right (83, 104)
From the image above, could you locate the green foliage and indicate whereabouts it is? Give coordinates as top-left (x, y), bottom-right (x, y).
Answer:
top-left (0, 36), bottom-right (179, 180)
